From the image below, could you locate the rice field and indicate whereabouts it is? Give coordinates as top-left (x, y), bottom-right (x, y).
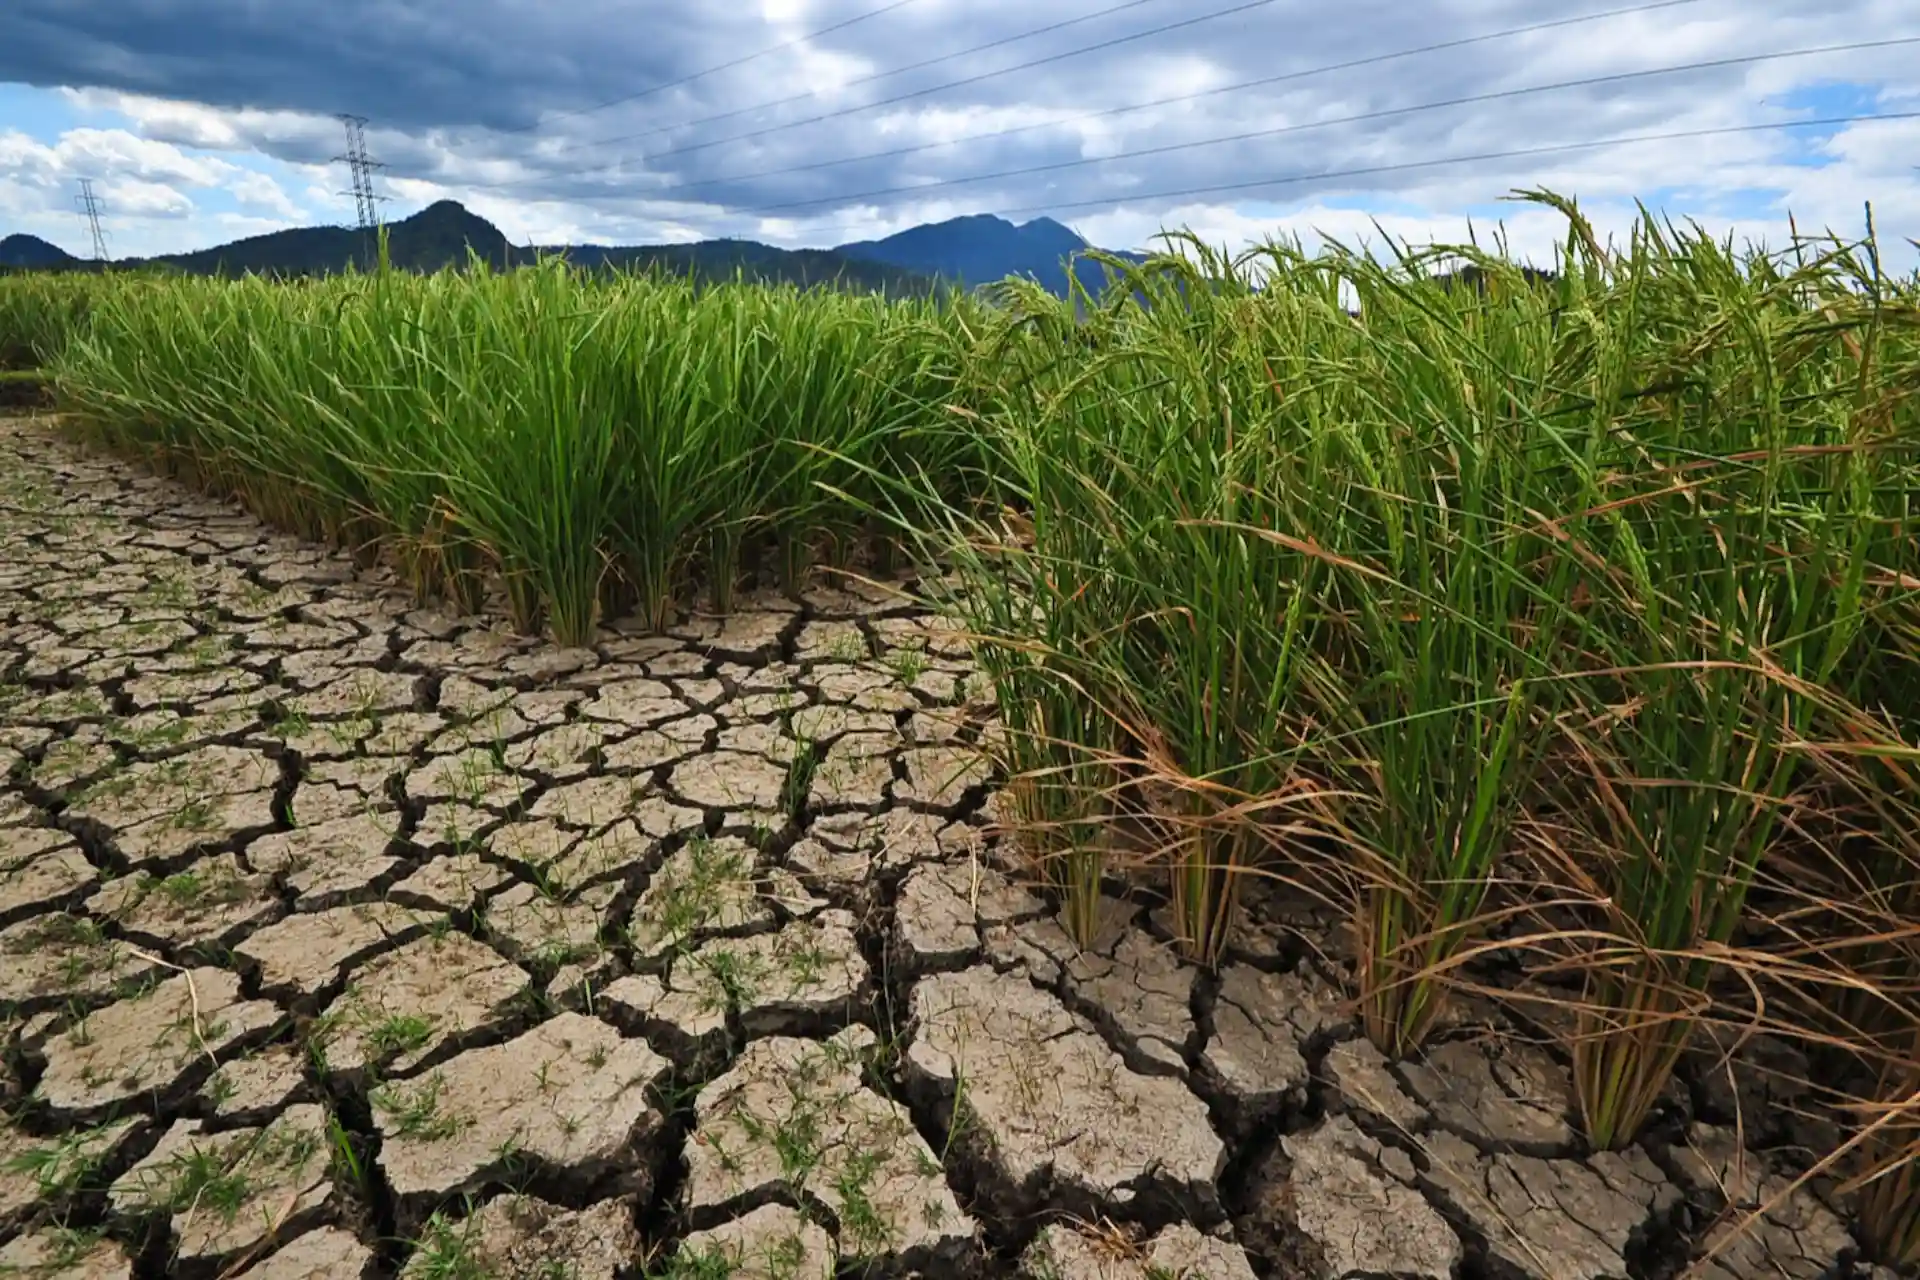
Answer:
top-left (3, 191), bottom-right (1918, 1274)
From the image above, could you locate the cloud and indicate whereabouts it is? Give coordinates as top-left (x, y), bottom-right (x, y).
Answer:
top-left (0, 0), bottom-right (1913, 267)
top-left (228, 170), bottom-right (301, 218)
top-left (0, 120), bottom-right (312, 256)
top-left (97, 176), bottom-right (195, 219)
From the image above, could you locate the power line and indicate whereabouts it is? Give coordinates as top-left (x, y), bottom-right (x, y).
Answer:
top-left (736, 34), bottom-right (1920, 216)
top-left (549, 0), bottom-right (1175, 156)
top-left (450, 0), bottom-right (1704, 201)
top-left (547, 0), bottom-right (1284, 167)
top-left (975, 110), bottom-right (1920, 224)
top-left (73, 179), bottom-right (110, 262)
top-left (474, 30), bottom-right (1905, 221)
top-left (655, 0), bottom-right (1711, 201)
top-left (499, 0), bottom-right (932, 135)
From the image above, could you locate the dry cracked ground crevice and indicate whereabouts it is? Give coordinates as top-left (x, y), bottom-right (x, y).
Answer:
top-left (0, 415), bottom-right (1896, 1280)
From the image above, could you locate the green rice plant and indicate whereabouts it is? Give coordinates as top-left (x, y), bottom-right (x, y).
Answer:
top-left (1282, 240), bottom-right (1591, 1055)
top-left (405, 256), bottom-right (636, 637)
top-left (1538, 203), bottom-right (1900, 1151)
top-left (0, 271), bottom-right (104, 369)
top-left (932, 231), bottom-right (1582, 987)
top-left (45, 253), bottom-right (991, 643)
top-left (915, 245), bottom-right (1347, 964)
top-left (895, 490), bottom-right (1118, 946)
top-left (1006, 663), bottom-right (1120, 949)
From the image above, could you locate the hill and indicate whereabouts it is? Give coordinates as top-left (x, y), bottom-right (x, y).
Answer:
top-left (834, 214), bottom-right (1149, 298)
top-left (121, 200), bottom-right (513, 276)
top-left (2, 203), bottom-right (1156, 298)
top-left (59, 201), bottom-right (936, 294)
top-left (0, 234), bottom-right (79, 270)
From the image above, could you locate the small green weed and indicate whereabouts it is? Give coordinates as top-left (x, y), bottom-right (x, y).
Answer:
top-left (371, 1072), bottom-right (469, 1141)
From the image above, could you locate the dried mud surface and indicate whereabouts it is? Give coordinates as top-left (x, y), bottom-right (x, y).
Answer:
top-left (0, 415), bottom-right (1892, 1279)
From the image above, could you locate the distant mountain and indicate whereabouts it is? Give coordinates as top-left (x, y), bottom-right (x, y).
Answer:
top-left (4, 203), bottom-right (1152, 299)
top-left (0, 233), bottom-right (78, 269)
top-left (122, 199), bottom-right (512, 277)
top-left (35, 200), bottom-right (936, 294)
top-left (834, 214), bottom-right (1148, 299)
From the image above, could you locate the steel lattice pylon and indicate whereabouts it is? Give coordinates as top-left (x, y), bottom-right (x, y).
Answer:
top-left (332, 115), bottom-right (388, 249)
top-left (74, 178), bottom-right (110, 263)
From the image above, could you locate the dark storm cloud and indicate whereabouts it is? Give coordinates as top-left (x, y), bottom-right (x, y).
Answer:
top-left (2, 0), bottom-right (1914, 235)
top-left (0, 0), bottom-right (725, 133)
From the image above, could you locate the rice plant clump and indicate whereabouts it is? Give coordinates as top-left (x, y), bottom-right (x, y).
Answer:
top-left (911, 191), bottom-right (1920, 1198)
top-left (42, 252), bottom-right (988, 645)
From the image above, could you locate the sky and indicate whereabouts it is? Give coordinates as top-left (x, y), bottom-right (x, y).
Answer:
top-left (1, 0), bottom-right (1917, 272)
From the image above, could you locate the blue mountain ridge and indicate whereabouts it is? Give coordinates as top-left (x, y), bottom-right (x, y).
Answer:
top-left (3, 203), bottom-right (1149, 298)
top-left (834, 213), bottom-right (1151, 297)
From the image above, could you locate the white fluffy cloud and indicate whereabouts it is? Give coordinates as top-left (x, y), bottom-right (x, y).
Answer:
top-left (227, 170), bottom-right (301, 218)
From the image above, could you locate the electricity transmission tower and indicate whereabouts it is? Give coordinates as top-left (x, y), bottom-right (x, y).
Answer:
top-left (332, 114), bottom-right (387, 263)
top-left (74, 179), bottom-right (111, 263)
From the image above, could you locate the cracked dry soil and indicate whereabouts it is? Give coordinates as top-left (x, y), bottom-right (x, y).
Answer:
top-left (0, 414), bottom-right (1897, 1280)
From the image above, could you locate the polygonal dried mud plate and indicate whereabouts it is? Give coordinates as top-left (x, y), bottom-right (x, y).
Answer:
top-left (108, 1103), bottom-right (334, 1267)
top-left (234, 900), bottom-right (442, 999)
top-left (0, 1115), bottom-right (144, 1228)
top-left (1020, 1221), bottom-right (1260, 1279)
top-left (310, 932), bottom-right (529, 1080)
top-left (85, 853), bottom-right (283, 950)
top-left (1261, 1113), bottom-right (1462, 1280)
top-left (231, 1225), bottom-right (375, 1278)
top-left (669, 750), bottom-right (793, 828)
top-left (896, 744), bottom-right (989, 812)
top-left (906, 965), bottom-right (1225, 1222)
top-left (1398, 1036), bottom-right (1575, 1154)
top-left (627, 835), bottom-right (776, 960)
top-left (370, 1012), bottom-right (669, 1224)
top-left (684, 1027), bottom-right (976, 1267)
top-left (504, 720), bottom-right (620, 780)
top-left (1202, 962), bottom-right (1348, 1132)
top-left (1323, 1035), bottom-right (1429, 1133)
top-left (649, 910), bottom-right (869, 1043)
top-left (390, 853), bottom-right (514, 912)
top-left (672, 1203), bottom-right (836, 1280)
top-left (397, 1194), bottom-right (638, 1280)
top-left (285, 667), bottom-right (421, 719)
top-left (0, 1228), bottom-right (135, 1279)
top-left (202, 1043), bottom-right (308, 1121)
top-left (0, 913), bottom-right (159, 1010)
top-left (407, 747), bottom-right (529, 812)
top-left (62, 744), bottom-right (280, 866)
top-left (247, 813), bottom-right (403, 909)
top-left (891, 858), bottom-right (1044, 975)
top-left (36, 966), bottom-right (282, 1114)
top-left (483, 879), bottom-right (620, 968)
top-left (1669, 1124), bottom-right (1856, 1280)
top-left (1058, 926), bottom-right (1196, 1076)
top-left (597, 970), bottom-right (729, 1064)
top-left (527, 776), bottom-right (648, 830)
top-left (809, 732), bottom-right (896, 810)
top-left (0, 827), bottom-right (98, 924)
top-left (1419, 1128), bottom-right (1678, 1280)
top-left (578, 677), bottom-right (688, 728)
top-left (542, 818), bottom-right (664, 892)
